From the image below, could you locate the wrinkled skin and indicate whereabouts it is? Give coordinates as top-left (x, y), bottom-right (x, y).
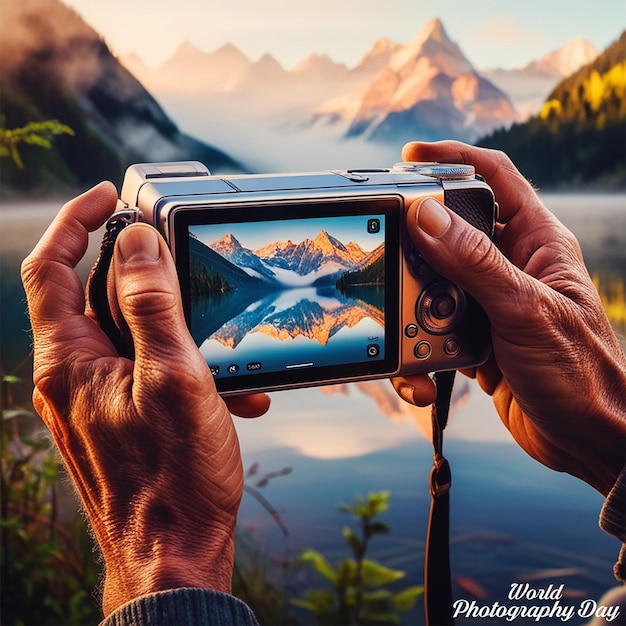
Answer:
top-left (21, 183), bottom-right (270, 615)
top-left (391, 141), bottom-right (626, 497)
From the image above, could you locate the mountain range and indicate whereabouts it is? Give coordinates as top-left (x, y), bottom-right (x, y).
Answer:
top-left (188, 231), bottom-right (386, 349)
top-left (125, 18), bottom-right (599, 146)
top-left (0, 0), bottom-right (614, 195)
top-left (206, 230), bottom-right (380, 287)
top-left (208, 295), bottom-right (383, 349)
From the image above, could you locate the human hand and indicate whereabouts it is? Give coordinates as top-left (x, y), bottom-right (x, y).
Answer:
top-left (21, 183), bottom-right (270, 616)
top-left (391, 141), bottom-right (626, 496)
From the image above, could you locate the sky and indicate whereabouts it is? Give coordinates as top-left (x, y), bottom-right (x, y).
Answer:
top-left (61, 0), bottom-right (625, 71)
top-left (192, 214), bottom-right (384, 251)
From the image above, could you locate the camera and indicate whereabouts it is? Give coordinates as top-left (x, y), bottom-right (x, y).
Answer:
top-left (116, 161), bottom-right (496, 395)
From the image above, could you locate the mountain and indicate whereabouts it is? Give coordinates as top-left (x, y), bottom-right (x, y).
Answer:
top-left (125, 18), bottom-right (518, 145)
top-left (314, 18), bottom-right (518, 144)
top-left (210, 233), bottom-right (279, 282)
top-left (163, 42), bottom-right (252, 93)
top-left (477, 31), bottom-right (626, 189)
top-left (208, 230), bottom-right (371, 286)
top-left (0, 0), bottom-right (242, 195)
top-left (257, 231), bottom-right (367, 277)
top-left (189, 235), bottom-right (265, 294)
top-left (523, 38), bottom-right (599, 77)
top-left (481, 38), bottom-right (599, 119)
top-left (336, 244), bottom-right (385, 291)
top-left (118, 17), bottom-right (617, 174)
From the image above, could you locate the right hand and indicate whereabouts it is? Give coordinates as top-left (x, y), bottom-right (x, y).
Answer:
top-left (391, 141), bottom-right (626, 496)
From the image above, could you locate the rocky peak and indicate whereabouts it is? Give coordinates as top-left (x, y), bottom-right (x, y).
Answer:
top-left (388, 16), bottom-right (472, 76)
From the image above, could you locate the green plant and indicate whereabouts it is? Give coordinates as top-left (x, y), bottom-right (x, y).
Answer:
top-left (1, 372), bottom-right (102, 625)
top-left (0, 117), bottom-right (74, 169)
top-left (233, 462), bottom-right (298, 625)
top-left (293, 491), bottom-right (423, 625)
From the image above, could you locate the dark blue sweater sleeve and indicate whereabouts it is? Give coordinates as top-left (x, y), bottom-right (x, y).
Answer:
top-left (100, 588), bottom-right (259, 626)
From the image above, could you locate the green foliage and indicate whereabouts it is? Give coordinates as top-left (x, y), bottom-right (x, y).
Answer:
top-left (293, 491), bottom-right (423, 625)
top-left (232, 463), bottom-right (298, 625)
top-left (1, 374), bottom-right (102, 625)
top-left (0, 75), bottom-right (122, 194)
top-left (0, 118), bottom-right (74, 169)
top-left (478, 30), bottom-right (626, 189)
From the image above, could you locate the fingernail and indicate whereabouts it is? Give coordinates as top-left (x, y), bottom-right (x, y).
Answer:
top-left (417, 198), bottom-right (451, 238)
top-left (397, 383), bottom-right (416, 406)
top-left (117, 225), bottom-right (161, 263)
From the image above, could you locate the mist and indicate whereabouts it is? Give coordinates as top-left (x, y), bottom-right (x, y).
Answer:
top-left (156, 96), bottom-right (401, 174)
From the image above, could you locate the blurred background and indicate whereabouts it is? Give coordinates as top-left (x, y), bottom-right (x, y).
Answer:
top-left (1, 1), bottom-right (624, 624)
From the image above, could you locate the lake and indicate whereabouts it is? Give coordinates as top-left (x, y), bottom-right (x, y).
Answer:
top-left (1, 193), bottom-right (624, 624)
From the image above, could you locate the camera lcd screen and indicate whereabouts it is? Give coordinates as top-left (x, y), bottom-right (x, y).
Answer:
top-left (173, 198), bottom-right (401, 393)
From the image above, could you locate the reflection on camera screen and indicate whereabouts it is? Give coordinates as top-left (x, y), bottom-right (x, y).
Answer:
top-left (187, 213), bottom-right (386, 380)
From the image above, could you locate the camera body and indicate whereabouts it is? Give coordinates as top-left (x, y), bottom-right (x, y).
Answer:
top-left (119, 161), bottom-right (496, 395)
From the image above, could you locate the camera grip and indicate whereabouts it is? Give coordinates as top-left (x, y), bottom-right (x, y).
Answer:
top-left (443, 187), bottom-right (496, 239)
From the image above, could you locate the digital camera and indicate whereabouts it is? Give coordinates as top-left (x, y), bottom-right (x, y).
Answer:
top-left (116, 161), bottom-right (497, 395)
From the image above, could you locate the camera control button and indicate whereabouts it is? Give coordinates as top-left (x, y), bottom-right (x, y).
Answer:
top-left (227, 364), bottom-right (240, 374)
top-left (444, 338), bottom-right (461, 356)
top-left (416, 281), bottom-right (466, 335)
top-left (432, 293), bottom-right (456, 319)
top-left (367, 344), bottom-right (380, 358)
top-left (414, 341), bottom-right (432, 359)
top-left (209, 365), bottom-right (220, 376)
top-left (405, 324), bottom-right (418, 338)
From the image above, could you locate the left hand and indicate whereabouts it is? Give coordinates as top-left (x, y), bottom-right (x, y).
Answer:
top-left (21, 182), bottom-right (270, 616)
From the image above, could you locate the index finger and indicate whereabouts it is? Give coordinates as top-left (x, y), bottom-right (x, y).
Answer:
top-left (21, 182), bottom-right (119, 353)
top-left (401, 140), bottom-right (545, 223)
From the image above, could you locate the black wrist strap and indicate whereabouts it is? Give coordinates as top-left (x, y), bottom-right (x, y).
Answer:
top-left (425, 370), bottom-right (456, 626)
top-left (87, 210), bottom-right (141, 358)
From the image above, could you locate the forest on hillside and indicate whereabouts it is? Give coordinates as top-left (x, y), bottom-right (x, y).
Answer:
top-left (477, 31), bottom-right (626, 189)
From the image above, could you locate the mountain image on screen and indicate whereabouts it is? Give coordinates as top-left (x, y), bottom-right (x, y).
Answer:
top-left (188, 229), bottom-right (385, 357)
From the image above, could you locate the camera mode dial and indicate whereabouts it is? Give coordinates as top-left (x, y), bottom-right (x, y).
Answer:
top-left (392, 162), bottom-right (475, 180)
top-left (416, 281), bottom-right (467, 335)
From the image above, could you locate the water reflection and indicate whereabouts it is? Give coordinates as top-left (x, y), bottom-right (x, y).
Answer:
top-left (193, 285), bottom-right (385, 375)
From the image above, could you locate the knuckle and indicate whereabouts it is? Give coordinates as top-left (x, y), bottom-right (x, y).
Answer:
top-left (20, 253), bottom-right (41, 290)
top-left (121, 286), bottom-right (179, 320)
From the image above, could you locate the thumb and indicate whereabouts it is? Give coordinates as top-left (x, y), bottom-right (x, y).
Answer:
top-left (408, 197), bottom-right (529, 320)
top-left (112, 223), bottom-right (204, 370)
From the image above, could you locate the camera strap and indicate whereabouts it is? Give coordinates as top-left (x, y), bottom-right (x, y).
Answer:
top-left (87, 210), bottom-right (141, 358)
top-left (425, 369), bottom-right (456, 626)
